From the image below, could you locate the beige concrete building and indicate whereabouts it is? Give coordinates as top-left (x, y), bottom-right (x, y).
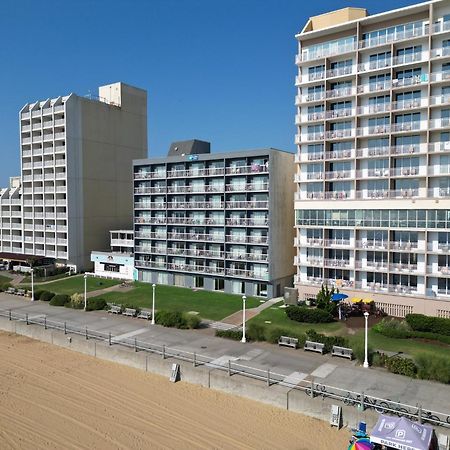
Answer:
top-left (0, 82), bottom-right (147, 271)
top-left (294, 0), bottom-right (450, 317)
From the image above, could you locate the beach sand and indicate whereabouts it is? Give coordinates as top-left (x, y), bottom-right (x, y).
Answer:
top-left (0, 331), bottom-right (349, 449)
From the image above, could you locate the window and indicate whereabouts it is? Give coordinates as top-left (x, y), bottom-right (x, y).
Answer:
top-left (396, 68), bottom-right (421, 80)
top-left (396, 45), bottom-right (422, 63)
top-left (308, 65), bottom-right (325, 80)
top-left (330, 59), bottom-right (353, 75)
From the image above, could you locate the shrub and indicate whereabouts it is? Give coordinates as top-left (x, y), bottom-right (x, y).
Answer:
top-left (215, 329), bottom-right (243, 340)
top-left (86, 297), bottom-right (107, 311)
top-left (352, 341), bottom-right (374, 365)
top-left (154, 310), bottom-right (201, 329)
top-left (316, 284), bottom-right (338, 316)
top-left (33, 290), bottom-right (45, 300)
top-left (40, 291), bottom-right (55, 302)
top-left (305, 329), bottom-right (349, 354)
top-left (415, 354), bottom-right (450, 384)
top-left (372, 351), bottom-right (389, 368)
top-left (247, 323), bottom-right (266, 341)
top-left (385, 356), bottom-right (417, 378)
top-left (49, 294), bottom-right (70, 306)
top-left (285, 306), bottom-right (333, 323)
top-left (373, 318), bottom-right (411, 338)
top-left (405, 314), bottom-right (450, 336)
top-left (67, 293), bottom-right (84, 309)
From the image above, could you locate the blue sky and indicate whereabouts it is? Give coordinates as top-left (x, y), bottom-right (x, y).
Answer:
top-left (0, 0), bottom-right (418, 186)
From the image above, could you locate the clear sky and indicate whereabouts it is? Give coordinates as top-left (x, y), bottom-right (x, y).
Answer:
top-left (0, 0), bottom-right (419, 186)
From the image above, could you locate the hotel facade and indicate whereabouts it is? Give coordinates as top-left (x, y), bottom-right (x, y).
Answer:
top-left (0, 82), bottom-right (147, 271)
top-left (133, 143), bottom-right (295, 298)
top-left (294, 0), bottom-right (450, 317)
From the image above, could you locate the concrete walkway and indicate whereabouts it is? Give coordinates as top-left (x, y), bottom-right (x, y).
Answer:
top-left (1, 293), bottom-right (449, 419)
top-left (86, 284), bottom-right (132, 299)
top-left (221, 297), bottom-right (281, 326)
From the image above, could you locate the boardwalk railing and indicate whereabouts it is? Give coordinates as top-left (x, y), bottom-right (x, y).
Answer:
top-left (1, 308), bottom-right (449, 429)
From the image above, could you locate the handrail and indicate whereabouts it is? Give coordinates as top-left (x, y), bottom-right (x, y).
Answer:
top-left (1, 308), bottom-right (449, 428)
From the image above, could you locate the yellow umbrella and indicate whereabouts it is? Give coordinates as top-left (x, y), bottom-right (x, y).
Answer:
top-left (351, 297), bottom-right (362, 303)
top-left (362, 298), bottom-right (374, 304)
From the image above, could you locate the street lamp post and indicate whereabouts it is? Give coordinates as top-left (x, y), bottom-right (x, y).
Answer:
top-left (363, 311), bottom-right (369, 368)
top-left (84, 274), bottom-right (88, 311)
top-left (151, 284), bottom-right (156, 325)
top-left (241, 295), bottom-right (247, 343)
top-left (31, 268), bottom-right (34, 301)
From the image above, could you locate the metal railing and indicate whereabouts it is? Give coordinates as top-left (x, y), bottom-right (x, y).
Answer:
top-left (1, 307), bottom-right (449, 429)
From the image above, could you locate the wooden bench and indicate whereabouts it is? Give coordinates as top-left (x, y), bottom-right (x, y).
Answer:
top-left (16, 289), bottom-right (26, 296)
top-left (331, 345), bottom-right (353, 360)
top-left (137, 310), bottom-right (151, 320)
top-left (278, 336), bottom-right (298, 348)
top-left (304, 340), bottom-right (325, 354)
top-left (108, 305), bottom-right (122, 314)
top-left (123, 308), bottom-right (137, 317)
top-left (6, 287), bottom-right (16, 294)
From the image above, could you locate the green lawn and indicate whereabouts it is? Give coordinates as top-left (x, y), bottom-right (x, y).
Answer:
top-left (248, 301), bottom-right (450, 361)
top-left (247, 301), bottom-right (346, 335)
top-left (22, 275), bottom-right (121, 295)
top-left (0, 274), bottom-right (11, 285)
top-left (92, 282), bottom-right (261, 321)
top-left (21, 272), bottom-right (71, 284)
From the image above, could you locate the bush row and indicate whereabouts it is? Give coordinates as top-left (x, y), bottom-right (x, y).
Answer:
top-left (285, 306), bottom-right (333, 324)
top-left (405, 314), bottom-right (450, 336)
top-left (373, 318), bottom-right (450, 344)
top-left (155, 310), bottom-right (201, 329)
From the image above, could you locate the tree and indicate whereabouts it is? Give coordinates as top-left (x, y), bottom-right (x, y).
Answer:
top-left (316, 284), bottom-right (338, 316)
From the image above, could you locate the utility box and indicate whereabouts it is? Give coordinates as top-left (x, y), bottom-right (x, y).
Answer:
top-left (284, 287), bottom-right (298, 305)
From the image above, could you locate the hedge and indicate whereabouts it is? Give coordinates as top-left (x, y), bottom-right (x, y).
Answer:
top-left (40, 291), bottom-right (55, 302)
top-left (33, 290), bottom-right (45, 300)
top-left (86, 298), bottom-right (107, 311)
top-left (49, 294), bottom-right (70, 306)
top-left (285, 306), bottom-right (333, 323)
top-left (385, 356), bottom-right (417, 378)
top-left (155, 310), bottom-right (201, 329)
top-left (305, 329), bottom-right (348, 353)
top-left (405, 314), bottom-right (450, 336)
top-left (215, 329), bottom-right (243, 341)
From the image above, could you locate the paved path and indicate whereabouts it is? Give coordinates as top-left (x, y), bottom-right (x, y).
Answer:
top-left (86, 284), bottom-right (130, 298)
top-left (1, 293), bottom-right (449, 417)
top-left (221, 297), bottom-right (281, 326)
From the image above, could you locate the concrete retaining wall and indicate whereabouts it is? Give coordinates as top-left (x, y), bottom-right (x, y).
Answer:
top-left (0, 316), bottom-right (448, 439)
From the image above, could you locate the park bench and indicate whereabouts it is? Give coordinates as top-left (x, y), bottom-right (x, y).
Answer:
top-left (6, 287), bottom-right (16, 294)
top-left (304, 340), bottom-right (325, 354)
top-left (16, 289), bottom-right (26, 296)
top-left (137, 310), bottom-right (151, 320)
top-left (278, 336), bottom-right (298, 349)
top-left (107, 305), bottom-right (122, 314)
top-left (123, 308), bottom-right (137, 317)
top-left (331, 345), bottom-right (353, 360)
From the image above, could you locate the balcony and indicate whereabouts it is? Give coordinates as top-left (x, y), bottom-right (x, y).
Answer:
top-left (357, 124), bottom-right (391, 136)
top-left (392, 52), bottom-right (427, 66)
top-left (225, 218), bottom-right (268, 227)
top-left (305, 238), bottom-right (323, 246)
top-left (324, 170), bottom-right (352, 180)
top-left (167, 232), bottom-right (224, 243)
top-left (135, 246), bottom-right (166, 254)
top-left (167, 201), bottom-right (224, 210)
top-left (389, 263), bottom-right (419, 273)
top-left (225, 164), bottom-right (268, 176)
top-left (225, 182), bottom-right (268, 192)
top-left (391, 143), bottom-right (427, 156)
top-left (166, 217), bottom-right (224, 226)
top-left (135, 171), bottom-right (166, 180)
top-left (357, 80), bottom-right (391, 94)
top-left (135, 186), bottom-right (166, 194)
top-left (135, 217), bottom-right (166, 225)
top-left (355, 168), bottom-right (389, 179)
top-left (135, 231), bottom-right (167, 240)
top-left (325, 87), bottom-right (355, 99)
top-left (167, 248), bottom-right (224, 259)
top-left (225, 201), bottom-right (268, 209)
top-left (323, 259), bottom-right (352, 268)
top-left (357, 103), bottom-right (391, 115)
top-left (226, 252), bottom-right (268, 262)
top-left (111, 238), bottom-right (134, 247)
top-left (298, 92), bottom-right (325, 103)
top-left (299, 42), bottom-right (357, 62)
top-left (225, 235), bottom-right (268, 244)
top-left (430, 71), bottom-right (450, 83)
top-left (325, 108), bottom-right (354, 119)
top-left (323, 191), bottom-right (351, 200)
top-left (359, 25), bottom-right (428, 49)
top-left (391, 98), bottom-right (428, 111)
top-left (429, 141), bottom-right (450, 153)
top-left (390, 166), bottom-right (423, 177)
top-left (326, 65), bottom-right (356, 78)
top-left (357, 59), bottom-right (392, 73)
top-left (305, 258), bottom-right (323, 266)
top-left (226, 268), bottom-right (269, 280)
top-left (135, 260), bottom-right (167, 269)
top-left (322, 239), bottom-right (351, 247)
top-left (431, 47), bottom-right (450, 59)
top-left (324, 129), bottom-right (354, 140)
top-left (355, 260), bottom-right (388, 271)
top-left (391, 121), bottom-right (425, 133)
top-left (429, 93), bottom-right (450, 106)
top-left (167, 185), bottom-right (224, 194)
top-left (134, 202), bottom-right (166, 210)
top-left (324, 149), bottom-right (353, 160)
top-left (300, 192), bottom-right (325, 200)
top-left (429, 118), bottom-right (450, 130)
top-left (168, 263), bottom-right (225, 275)
top-left (390, 241), bottom-right (419, 251)
top-left (392, 75), bottom-right (428, 88)
top-left (428, 187), bottom-right (450, 198)
top-left (356, 146), bottom-right (390, 158)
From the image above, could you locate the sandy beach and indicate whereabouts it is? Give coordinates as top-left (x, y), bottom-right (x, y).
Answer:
top-left (0, 331), bottom-right (349, 449)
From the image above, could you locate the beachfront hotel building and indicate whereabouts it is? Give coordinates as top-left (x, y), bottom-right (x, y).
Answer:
top-left (0, 82), bottom-right (147, 271)
top-left (294, 0), bottom-right (450, 317)
top-left (133, 141), bottom-right (295, 298)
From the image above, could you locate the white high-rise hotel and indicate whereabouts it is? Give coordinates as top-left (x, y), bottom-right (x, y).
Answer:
top-left (294, 0), bottom-right (450, 317)
top-left (0, 82), bottom-right (147, 271)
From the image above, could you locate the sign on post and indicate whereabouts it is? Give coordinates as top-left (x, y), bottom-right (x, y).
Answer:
top-left (330, 405), bottom-right (341, 429)
top-left (170, 363), bottom-right (180, 383)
